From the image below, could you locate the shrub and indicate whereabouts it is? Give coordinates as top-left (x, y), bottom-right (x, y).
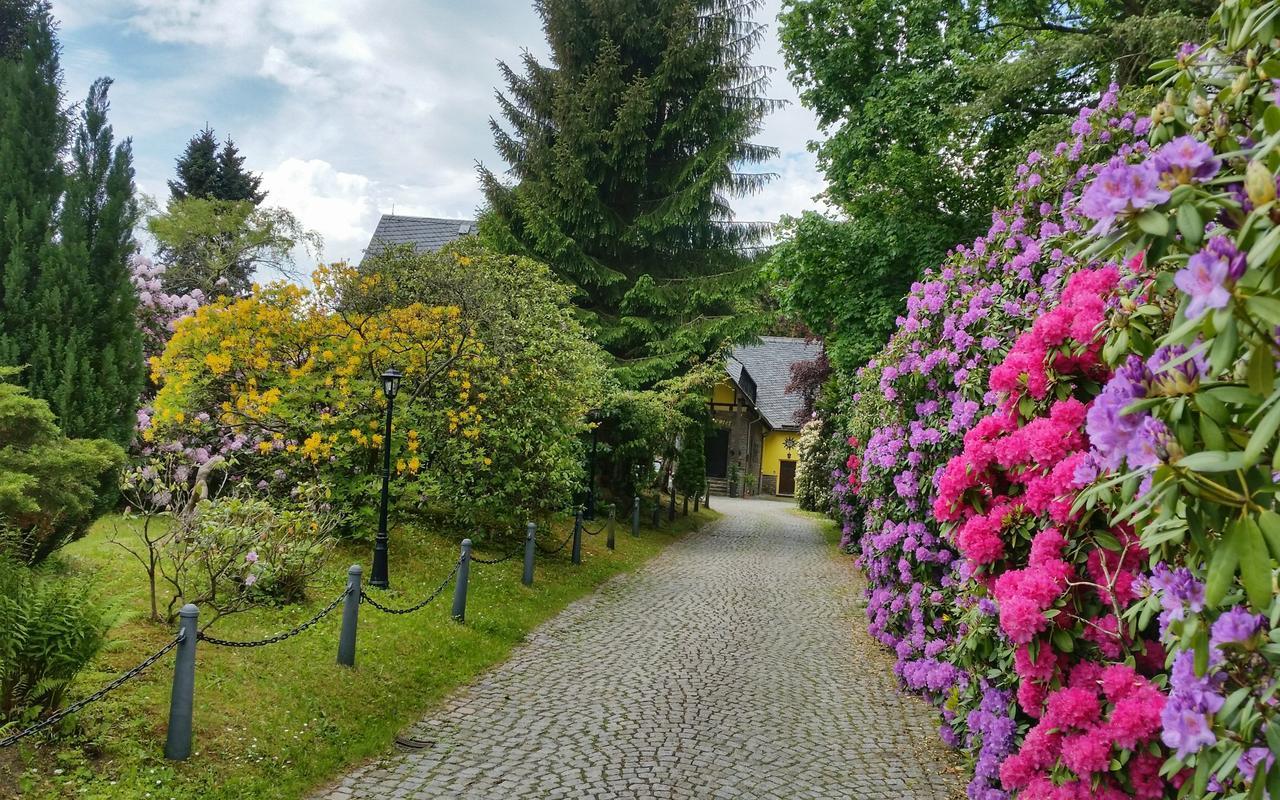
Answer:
top-left (0, 369), bottom-right (125, 565)
top-left (0, 557), bottom-right (111, 724)
top-left (793, 418), bottom-right (832, 513)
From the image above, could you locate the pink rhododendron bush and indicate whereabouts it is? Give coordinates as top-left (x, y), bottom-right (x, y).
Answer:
top-left (835, 4), bottom-right (1280, 799)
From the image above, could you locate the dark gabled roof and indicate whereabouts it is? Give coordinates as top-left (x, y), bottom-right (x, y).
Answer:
top-left (364, 214), bottom-right (476, 258)
top-left (725, 336), bottom-right (823, 431)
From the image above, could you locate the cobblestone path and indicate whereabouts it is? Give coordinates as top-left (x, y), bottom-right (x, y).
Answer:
top-left (313, 498), bottom-right (962, 800)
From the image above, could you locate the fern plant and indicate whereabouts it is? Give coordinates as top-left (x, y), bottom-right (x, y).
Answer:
top-left (0, 557), bottom-right (111, 725)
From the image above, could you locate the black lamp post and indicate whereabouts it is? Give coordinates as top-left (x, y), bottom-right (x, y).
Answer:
top-left (369, 367), bottom-right (402, 590)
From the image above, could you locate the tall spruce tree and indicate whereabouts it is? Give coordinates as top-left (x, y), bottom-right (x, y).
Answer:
top-left (168, 127), bottom-right (264, 205)
top-left (479, 0), bottom-right (778, 389)
top-left (0, 7), bottom-right (143, 445)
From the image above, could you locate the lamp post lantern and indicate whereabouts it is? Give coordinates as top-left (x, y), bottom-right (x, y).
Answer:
top-left (370, 367), bottom-right (402, 589)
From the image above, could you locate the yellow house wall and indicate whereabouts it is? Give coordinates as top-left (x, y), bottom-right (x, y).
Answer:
top-left (760, 430), bottom-right (798, 481)
top-left (711, 380), bottom-right (737, 406)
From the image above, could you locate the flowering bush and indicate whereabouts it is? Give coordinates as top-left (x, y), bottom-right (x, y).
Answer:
top-left (835, 4), bottom-right (1280, 798)
top-left (143, 242), bottom-right (605, 537)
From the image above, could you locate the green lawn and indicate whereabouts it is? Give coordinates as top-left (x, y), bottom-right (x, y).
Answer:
top-left (1, 501), bottom-right (718, 799)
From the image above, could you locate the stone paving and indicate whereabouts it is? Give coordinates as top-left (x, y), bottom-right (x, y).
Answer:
top-left (313, 497), bottom-right (963, 800)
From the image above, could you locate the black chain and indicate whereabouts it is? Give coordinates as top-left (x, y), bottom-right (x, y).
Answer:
top-left (197, 587), bottom-right (350, 648)
top-left (535, 528), bottom-right (575, 554)
top-left (470, 546), bottom-right (522, 565)
top-left (360, 558), bottom-right (462, 615)
top-left (582, 510), bottom-right (615, 536)
top-left (0, 634), bottom-right (183, 749)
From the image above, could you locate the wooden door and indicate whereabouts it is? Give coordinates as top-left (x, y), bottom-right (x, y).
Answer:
top-left (778, 460), bottom-right (797, 496)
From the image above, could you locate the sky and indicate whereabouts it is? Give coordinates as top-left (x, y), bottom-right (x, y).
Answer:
top-left (55, 0), bottom-right (829, 270)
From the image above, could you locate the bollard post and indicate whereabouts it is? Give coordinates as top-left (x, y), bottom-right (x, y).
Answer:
top-left (704, 484), bottom-right (711, 510)
top-left (694, 493), bottom-right (700, 513)
top-left (571, 512), bottom-right (583, 565)
top-left (165, 603), bottom-right (198, 761)
top-left (668, 490), bottom-right (676, 522)
top-left (522, 522), bottom-right (536, 587)
top-left (451, 539), bottom-right (472, 622)
top-left (682, 495), bottom-right (689, 516)
top-left (631, 496), bottom-right (640, 537)
top-left (652, 497), bottom-right (660, 529)
top-left (607, 508), bottom-right (616, 550)
top-left (337, 565), bottom-right (362, 667)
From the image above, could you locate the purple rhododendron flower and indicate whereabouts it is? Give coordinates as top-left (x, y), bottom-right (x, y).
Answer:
top-left (1201, 235), bottom-right (1247, 280)
top-left (243, 573), bottom-right (258, 587)
top-left (1175, 243), bottom-right (1236, 318)
top-left (1078, 160), bottom-right (1170, 234)
top-left (1153, 135), bottom-right (1220, 185)
top-left (1147, 342), bottom-right (1209, 396)
top-left (245, 550), bottom-right (259, 564)
top-left (1210, 607), bottom-right (1262, 646)
top-left (1126, 416), bottom-right (1169, 468)
top-left (1086, 355), bottom-right (1148, 470)
top-left (1162, 650), bottom-right (1226, 758)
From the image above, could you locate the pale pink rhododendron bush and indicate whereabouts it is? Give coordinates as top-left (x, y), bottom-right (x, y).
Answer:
top-left (833, 3), bottom-right (1280, 798)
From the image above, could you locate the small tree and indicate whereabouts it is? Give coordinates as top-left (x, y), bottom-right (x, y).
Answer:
top-left (674, 412), bottom-right (708, 505)
top-left (147, 197), bottom-right (320, 297)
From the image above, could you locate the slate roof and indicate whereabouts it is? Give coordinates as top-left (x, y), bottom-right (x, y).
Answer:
top-left (364, 214), bottom-right (477, 258)
top-left (725, 336), bottom-right (823, 431)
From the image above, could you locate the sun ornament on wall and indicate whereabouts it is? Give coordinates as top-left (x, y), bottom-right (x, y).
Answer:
top-left (783, 436), bottom-right (797, 452)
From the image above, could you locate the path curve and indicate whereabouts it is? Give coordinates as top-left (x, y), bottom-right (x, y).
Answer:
top-left (313, 498), bottom-right (962, 800)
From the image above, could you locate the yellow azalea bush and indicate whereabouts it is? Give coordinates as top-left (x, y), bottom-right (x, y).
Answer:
top-left (144, 263), bottom-right (493, 535)
top-left (143, 243), bottom-right (606, 538)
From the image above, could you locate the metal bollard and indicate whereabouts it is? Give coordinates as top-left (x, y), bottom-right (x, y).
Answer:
top-left (337, 565), bottom-right (362, 666)
top-left (571, 512), bottom-right (583, 565)
top-left (165, 603), bottom-right (198, 761)
top-left (631, 496), bottom-right (640, 537)
top-left (705, 487), bottom-right (711, 510)
top-left (607, 508), bottom-right (616, 550)
top-left (682, 496), bottom-right (689, 516)
top-left (522, 522), bottom-right (536, 586)
top-left (694, 493), bottom-right (700, 513)
top-left (452, 539), bottom-right (472, 622)
top-left (651, 498), bottom-right (660, 529)
top-left (668, 490), bottom-right (676, 522)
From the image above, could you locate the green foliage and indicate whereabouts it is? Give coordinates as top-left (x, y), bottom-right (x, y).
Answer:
top-left (0, 556), bottom-right (111, 724)
top-left (673, 411), bottom-right (708, 500)
top-left (147, 197), bottom-right (320, 297)
top-left (357, 240), bottom-right (609, 531)
top-left (767, 212), bottom-right (919, 378)
top-left (168, 126), bottom-right (265, 205)
top-left (777, 0), bottom-right (1213, 325)
top-left (793, 418), bottom-right (833, 513)
top-left (0, 370), bottom-right (125, 565)
top-left (0, 11), bottom-right (144, 444)
top-left (479, 0), bottom-right (777, 389)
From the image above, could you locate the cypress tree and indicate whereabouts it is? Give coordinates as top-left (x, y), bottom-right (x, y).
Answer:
top-left (0, 8), bottom-right (142, 445)
top-left (479, 0), bottom-right (778, 389)
top-left (0, 2), bottom-right (64, 378)
top-left (37, 77), bottom-right (143, 443)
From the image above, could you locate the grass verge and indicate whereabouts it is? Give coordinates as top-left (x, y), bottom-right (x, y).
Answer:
top-left (1, 502), bottom-right (718, 799)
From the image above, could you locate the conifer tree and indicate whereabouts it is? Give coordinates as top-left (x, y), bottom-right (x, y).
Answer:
top-left (38, 78), bottom-right (143, 443)
top-left (169, 128), bottom-right (264, 205)
top-left (0, 2), bottom-right (64, 380)
top-left (480, 0), bottom-right (778, 389)
top-left (0, 8), bottom-right (143, 445)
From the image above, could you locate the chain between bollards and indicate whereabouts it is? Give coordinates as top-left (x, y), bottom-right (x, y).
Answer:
top-left (165, 603), bottom-right (198, 761)
top-left (337, 565), bottom-right (361, 667)
top-left (571, 512), bottom-right (583, 565)
top-left (521, 522), bottom-right (536, 586)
